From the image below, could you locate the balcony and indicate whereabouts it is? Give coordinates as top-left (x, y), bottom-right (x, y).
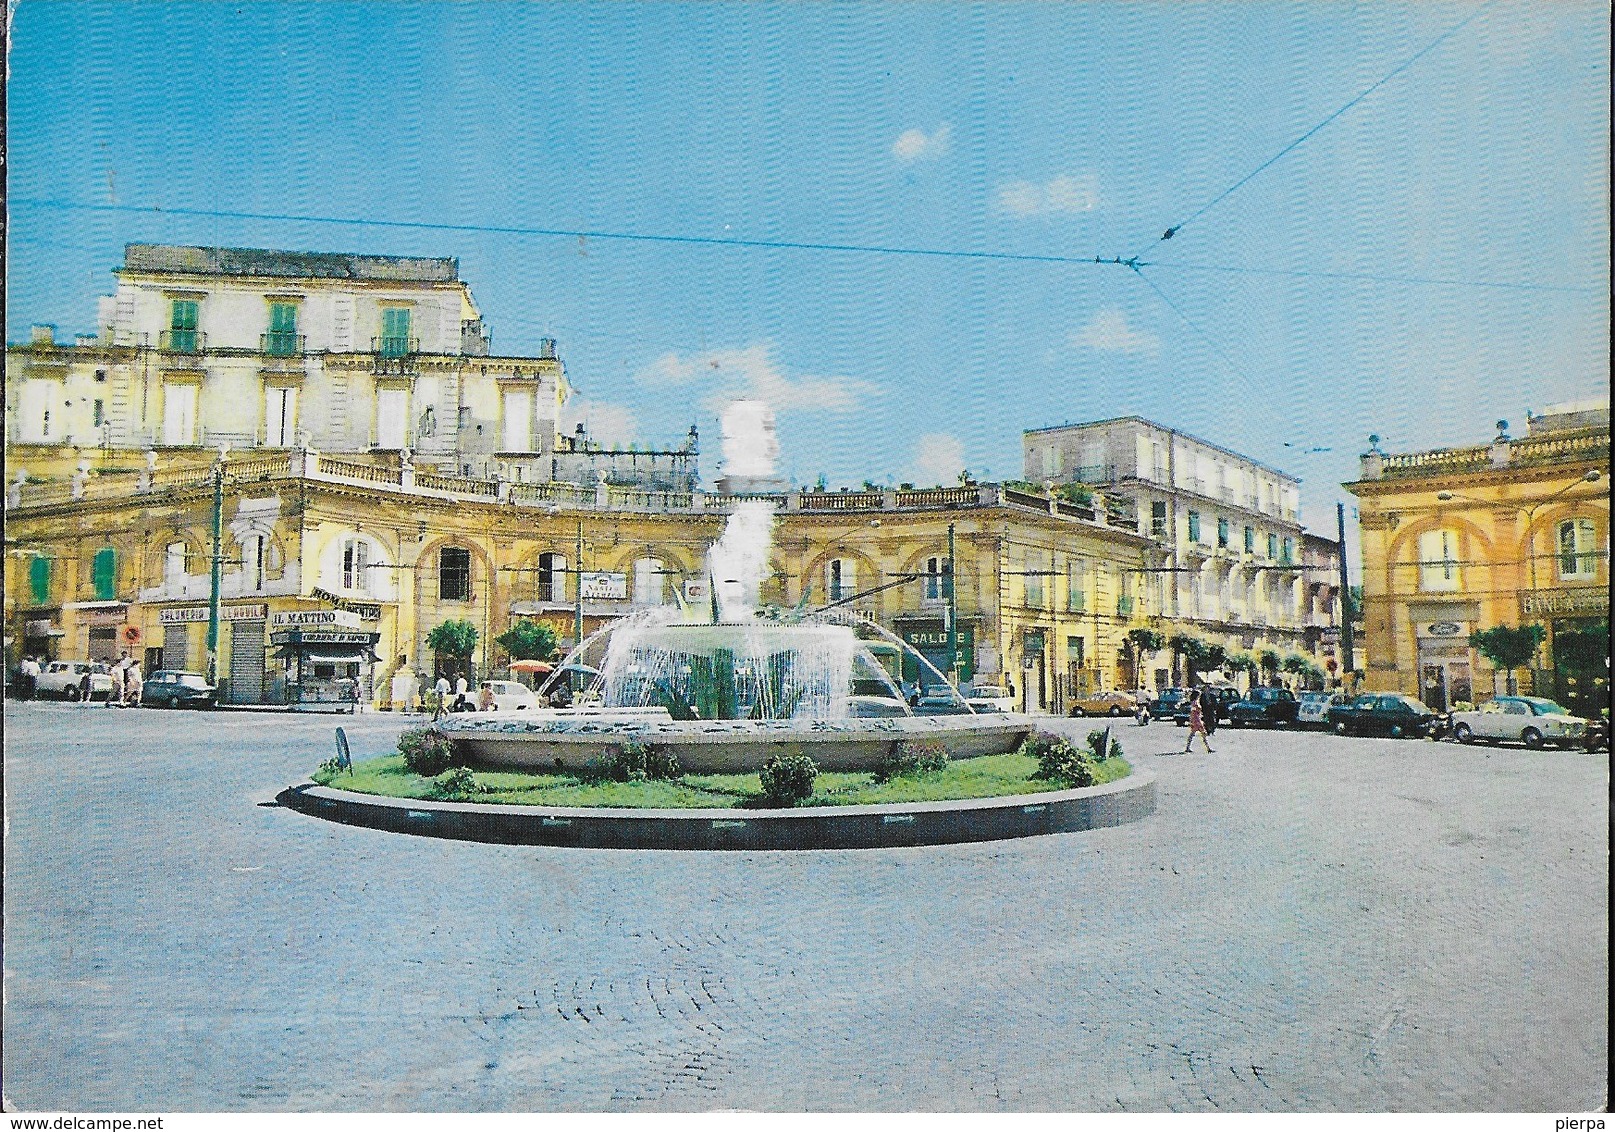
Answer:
top-left (371, 336), bottom-right (420, 376)
top-left (159, 329), bottom-right (206, 354)
top-left (260, 332), bottom-right (306, 357)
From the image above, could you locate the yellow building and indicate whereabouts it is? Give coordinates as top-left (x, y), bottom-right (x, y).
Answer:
top-left (1345, 399), bottom-right (1609, 714)
top-left (5, 458), bottom-right (1155, 713)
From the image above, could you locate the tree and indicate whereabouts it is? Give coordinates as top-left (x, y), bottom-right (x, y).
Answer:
top-left (495, 619), bottom-right (557, 662)
top-left (1224, 650), bottom-right (1256, 689)
top-left (1256, 648), bottom-right (1281, 684)
top-left (1204, 643), bottom-right (1228, 677)
top-left (1169, 632), bottom-right (1210, 686)
top-left (1123, 627), bottom-right (1165, 688)
top-left (1469, 624), bottom-right (1547, 695)
top-left (427, 619), bottom-right (479, 678)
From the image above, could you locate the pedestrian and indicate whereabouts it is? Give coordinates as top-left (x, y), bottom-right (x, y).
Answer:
top-left (20, 655), bottom-right (40, 700)
top-left (432, 673), bottom-right (451, 720)
top-left (124, 660), bottom-right (142, 708)
top-left (108, 661), bottom-right (126, 708)
top-left (79, 666), bottom-right (92, 705)
top-left (476, 681), bottom-right (495, 712)
top-left (1134, 688), bottom-right (1151, 727)
top-left (1202, 689), bottom-right (1220, 737)
top-left (548, 681), bottom-right (573, 709)
top-left (1183, 688), bottom-right (1214, 753)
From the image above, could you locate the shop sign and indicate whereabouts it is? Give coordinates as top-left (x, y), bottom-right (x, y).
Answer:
top-left (82, 607), bottom-right (128, 626)
top-left (902, 627), bottom-right (973, 651)
top-left (580, 571), bottom-right (628, 601)
top-left (1416, 620), bottom-right (1470, 639)
top-left (270, 609), bottom-right (361, 630)
top-left (24, 619), bottom-right (55, 636)
top-left (682, 579), bottom-right (710, 603)
top-left (310, 588), bottom-right (383, 621)
top-left (271, 629), bottom-right (377, 646)
top-left (1320, 627), bottom-right (1341, 644)
top-left (1520, 588), bottom-right (1609, 617)
top-left (161, 604), bottom-right (269, 625)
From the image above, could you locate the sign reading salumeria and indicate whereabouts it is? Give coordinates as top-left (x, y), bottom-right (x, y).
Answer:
top-left (270, 609), bottom-right (362, 630)
top-left (160, 604), bottom-right (268, 625)
top-left (580, 571), bottom-right (629, 601)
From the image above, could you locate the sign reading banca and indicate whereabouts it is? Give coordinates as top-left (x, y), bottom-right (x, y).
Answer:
top-left (270, 609), bottom-right (362, 630)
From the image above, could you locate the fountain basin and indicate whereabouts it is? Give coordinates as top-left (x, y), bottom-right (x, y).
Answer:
top-left (438, 710), bottom-right (1034, 774)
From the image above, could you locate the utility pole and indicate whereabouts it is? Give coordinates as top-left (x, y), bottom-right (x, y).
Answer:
top-left (573, 518), bottom-right (584, 662)
top-left (946, 522), bottom-right (959, 685)
top-left (205, 446), bottom-right (228, 687)
top-left (1336, 500), bottom-right (1354, 680)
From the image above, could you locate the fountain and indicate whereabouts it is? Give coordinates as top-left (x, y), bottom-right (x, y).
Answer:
top-left (439, 400), bottom-right (1031, 773)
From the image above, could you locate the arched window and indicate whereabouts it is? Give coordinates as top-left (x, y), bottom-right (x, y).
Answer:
top-left (1558, 518), bottom-right (1598, 580)
top-left (341, 537), bottom-right (370, 593)
top-left (91, 546), bottom-right (118, 601)
top-left (1417, 529), bottom-right (1460, 592)
top-left (439, 546), bottom-right (472, 601)
top-left (537, 552), bottom-right (567, 602)
top-left (634, 558), bottom-right (665, 605)
top-left (826, 558), bottom-right (855, 602)
top-left (166, 542), bottom-right (188, 584)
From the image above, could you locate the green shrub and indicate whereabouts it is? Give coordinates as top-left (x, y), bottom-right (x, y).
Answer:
top-left (759, 752), bottom-right (819, 807)
top-left (431, 765), bottom-right (488, 800)
top-left (874, 739), bottom-right (951, 783)
top-left (1023, 730), bottom-right (1098, 788)
top-left (399, 727), bottom-right (457, 776)
top-left (312, 757), bottom-right (345, 786)
top-left (1085, 728), bottom-right (1124, 762)
top-left (587, 739), bottom-right (680, 782)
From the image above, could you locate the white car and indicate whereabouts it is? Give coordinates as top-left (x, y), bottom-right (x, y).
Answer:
top-left (481, 679), bottom-right (540, 711)
top-left (1297, 691), bottom-right (1345, 729)
top-left (1448, 696), bottom-right (1590, 750)
top-left (965, 686), bottom-right (1017, 714)
top-left (36, 660), bottom-right (115, 701)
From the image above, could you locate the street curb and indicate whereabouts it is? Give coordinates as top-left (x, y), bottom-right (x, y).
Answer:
top-left (276, 769), bottom-right (1156, 851)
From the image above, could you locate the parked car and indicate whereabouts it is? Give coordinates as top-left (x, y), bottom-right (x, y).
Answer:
top-left (1228, 686), bottom-right (1300, 728)
top-left (141, 671), bottom-right (217, 709)
top-left (847, 694), bottom-right (911, 718)
top-left (1070, 689), bottom-right (1139, 717)
top-left (1151, 687), bottom-right (1192, 719)
top-left (1448, 696), bottom-right (1591, 750)
top-left (1326, 693), bottom-right (1436, 738)
top-left (1172, 684), bottom-right (1241, 725)
top-left (914, 689), bottom-right (972, 716)
top-left (35, 660), bottom-right (114, 701)
top-left (482, 679), bottom-right (539, 711)
top-left (1297, 691), bottom-right (1347, 729)
top-left (965, 685), bottom-right (1017, 714)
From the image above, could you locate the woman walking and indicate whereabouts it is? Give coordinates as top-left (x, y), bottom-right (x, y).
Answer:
top-left (1183, 688), bottom-right (1214, 753)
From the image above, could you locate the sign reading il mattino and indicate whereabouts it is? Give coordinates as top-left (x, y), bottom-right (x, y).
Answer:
top-left (269, 609), bottom-right (362, 630)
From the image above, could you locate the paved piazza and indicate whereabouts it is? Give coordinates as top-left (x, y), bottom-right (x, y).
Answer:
top-left (2, 701), bottom-right (1605, 1112)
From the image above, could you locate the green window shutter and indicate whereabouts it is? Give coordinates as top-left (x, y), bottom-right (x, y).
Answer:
top-left (92, 547), bottom-right (117, 601)
top-left (1244, 527), bottom-right (1255, 554)
top-left (29, 557), bottom-right (51, 604)
top-left (171, 300), bottom-right (198, 330)
top-left (270, 303), bottom-right (298, 333)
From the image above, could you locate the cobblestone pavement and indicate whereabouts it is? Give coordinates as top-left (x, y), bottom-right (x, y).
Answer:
top-left (3, 702), bottom-right (1606, 1112)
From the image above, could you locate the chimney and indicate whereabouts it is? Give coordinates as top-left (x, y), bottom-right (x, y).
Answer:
top-left (31, 324), bottom-right (55, 346)
top-left (538, 338), bottom-right (558, 360)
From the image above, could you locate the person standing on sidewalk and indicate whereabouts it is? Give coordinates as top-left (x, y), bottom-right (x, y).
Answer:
top-left (79, 667), bottom-right (93, 705)
top-left (107, 660), bottom-right (126, 707)
top-left (1183, 688), bottom-right (1214, 753)
top-left (124, 660), bottom-right (143, 708)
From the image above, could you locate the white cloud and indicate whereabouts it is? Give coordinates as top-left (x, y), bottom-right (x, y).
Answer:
top-left (635, 343), bottom-right (878, 414)
top-left (1070, 307), bottom-right (1161, 356)
top-left (892, 123), bottom-right (951, 162)
top-left (996, 173), bottom-right (1100, 217)
top-left (911, 432), bottom-right (966, 486)
top-left (558, 396), bottom-right (640, 447)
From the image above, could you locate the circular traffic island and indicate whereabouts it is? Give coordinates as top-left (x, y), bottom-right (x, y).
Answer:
top-left (280, 730), bottom-right (1156, 850)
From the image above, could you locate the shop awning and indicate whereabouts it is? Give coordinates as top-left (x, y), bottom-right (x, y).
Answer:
top-left (274, 644), bottom-right (380, 663)
top-left (302, 651), bottom-right (376, 665)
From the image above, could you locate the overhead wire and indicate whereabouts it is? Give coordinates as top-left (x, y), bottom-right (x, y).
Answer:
top-left (1138, 0), bottom-right (1500, 256)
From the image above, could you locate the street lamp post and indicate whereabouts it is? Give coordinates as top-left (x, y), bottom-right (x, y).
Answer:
top-left (205, 444), bottom-right (229, 686)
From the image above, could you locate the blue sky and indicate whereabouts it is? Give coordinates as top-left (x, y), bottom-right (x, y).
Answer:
top-left (7, 1), bottom-right (1608, 538)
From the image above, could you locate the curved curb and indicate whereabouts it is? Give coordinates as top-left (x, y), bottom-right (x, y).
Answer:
top-left (276, 770), bottom-right (1155, 851)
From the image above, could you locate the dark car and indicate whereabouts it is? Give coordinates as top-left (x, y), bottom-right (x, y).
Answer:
top-left (1326, 693), bottom-right (1437, 738)
top-left (1227, 686), bottom-right (1300, 728)
top-left (1151, 687), bottom-right (1191, 719)
top-left (1172, 684), bottom-right (1241, 725)
top-left (142, 670), bottom-right (217, 709)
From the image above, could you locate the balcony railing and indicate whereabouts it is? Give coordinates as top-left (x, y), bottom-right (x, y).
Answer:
top-left (261, 332), bottom-right (305, 357)
top-left (159, 329), bottom-right (206, 354)
top-left (372, 336), bottom-right (419, 358)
